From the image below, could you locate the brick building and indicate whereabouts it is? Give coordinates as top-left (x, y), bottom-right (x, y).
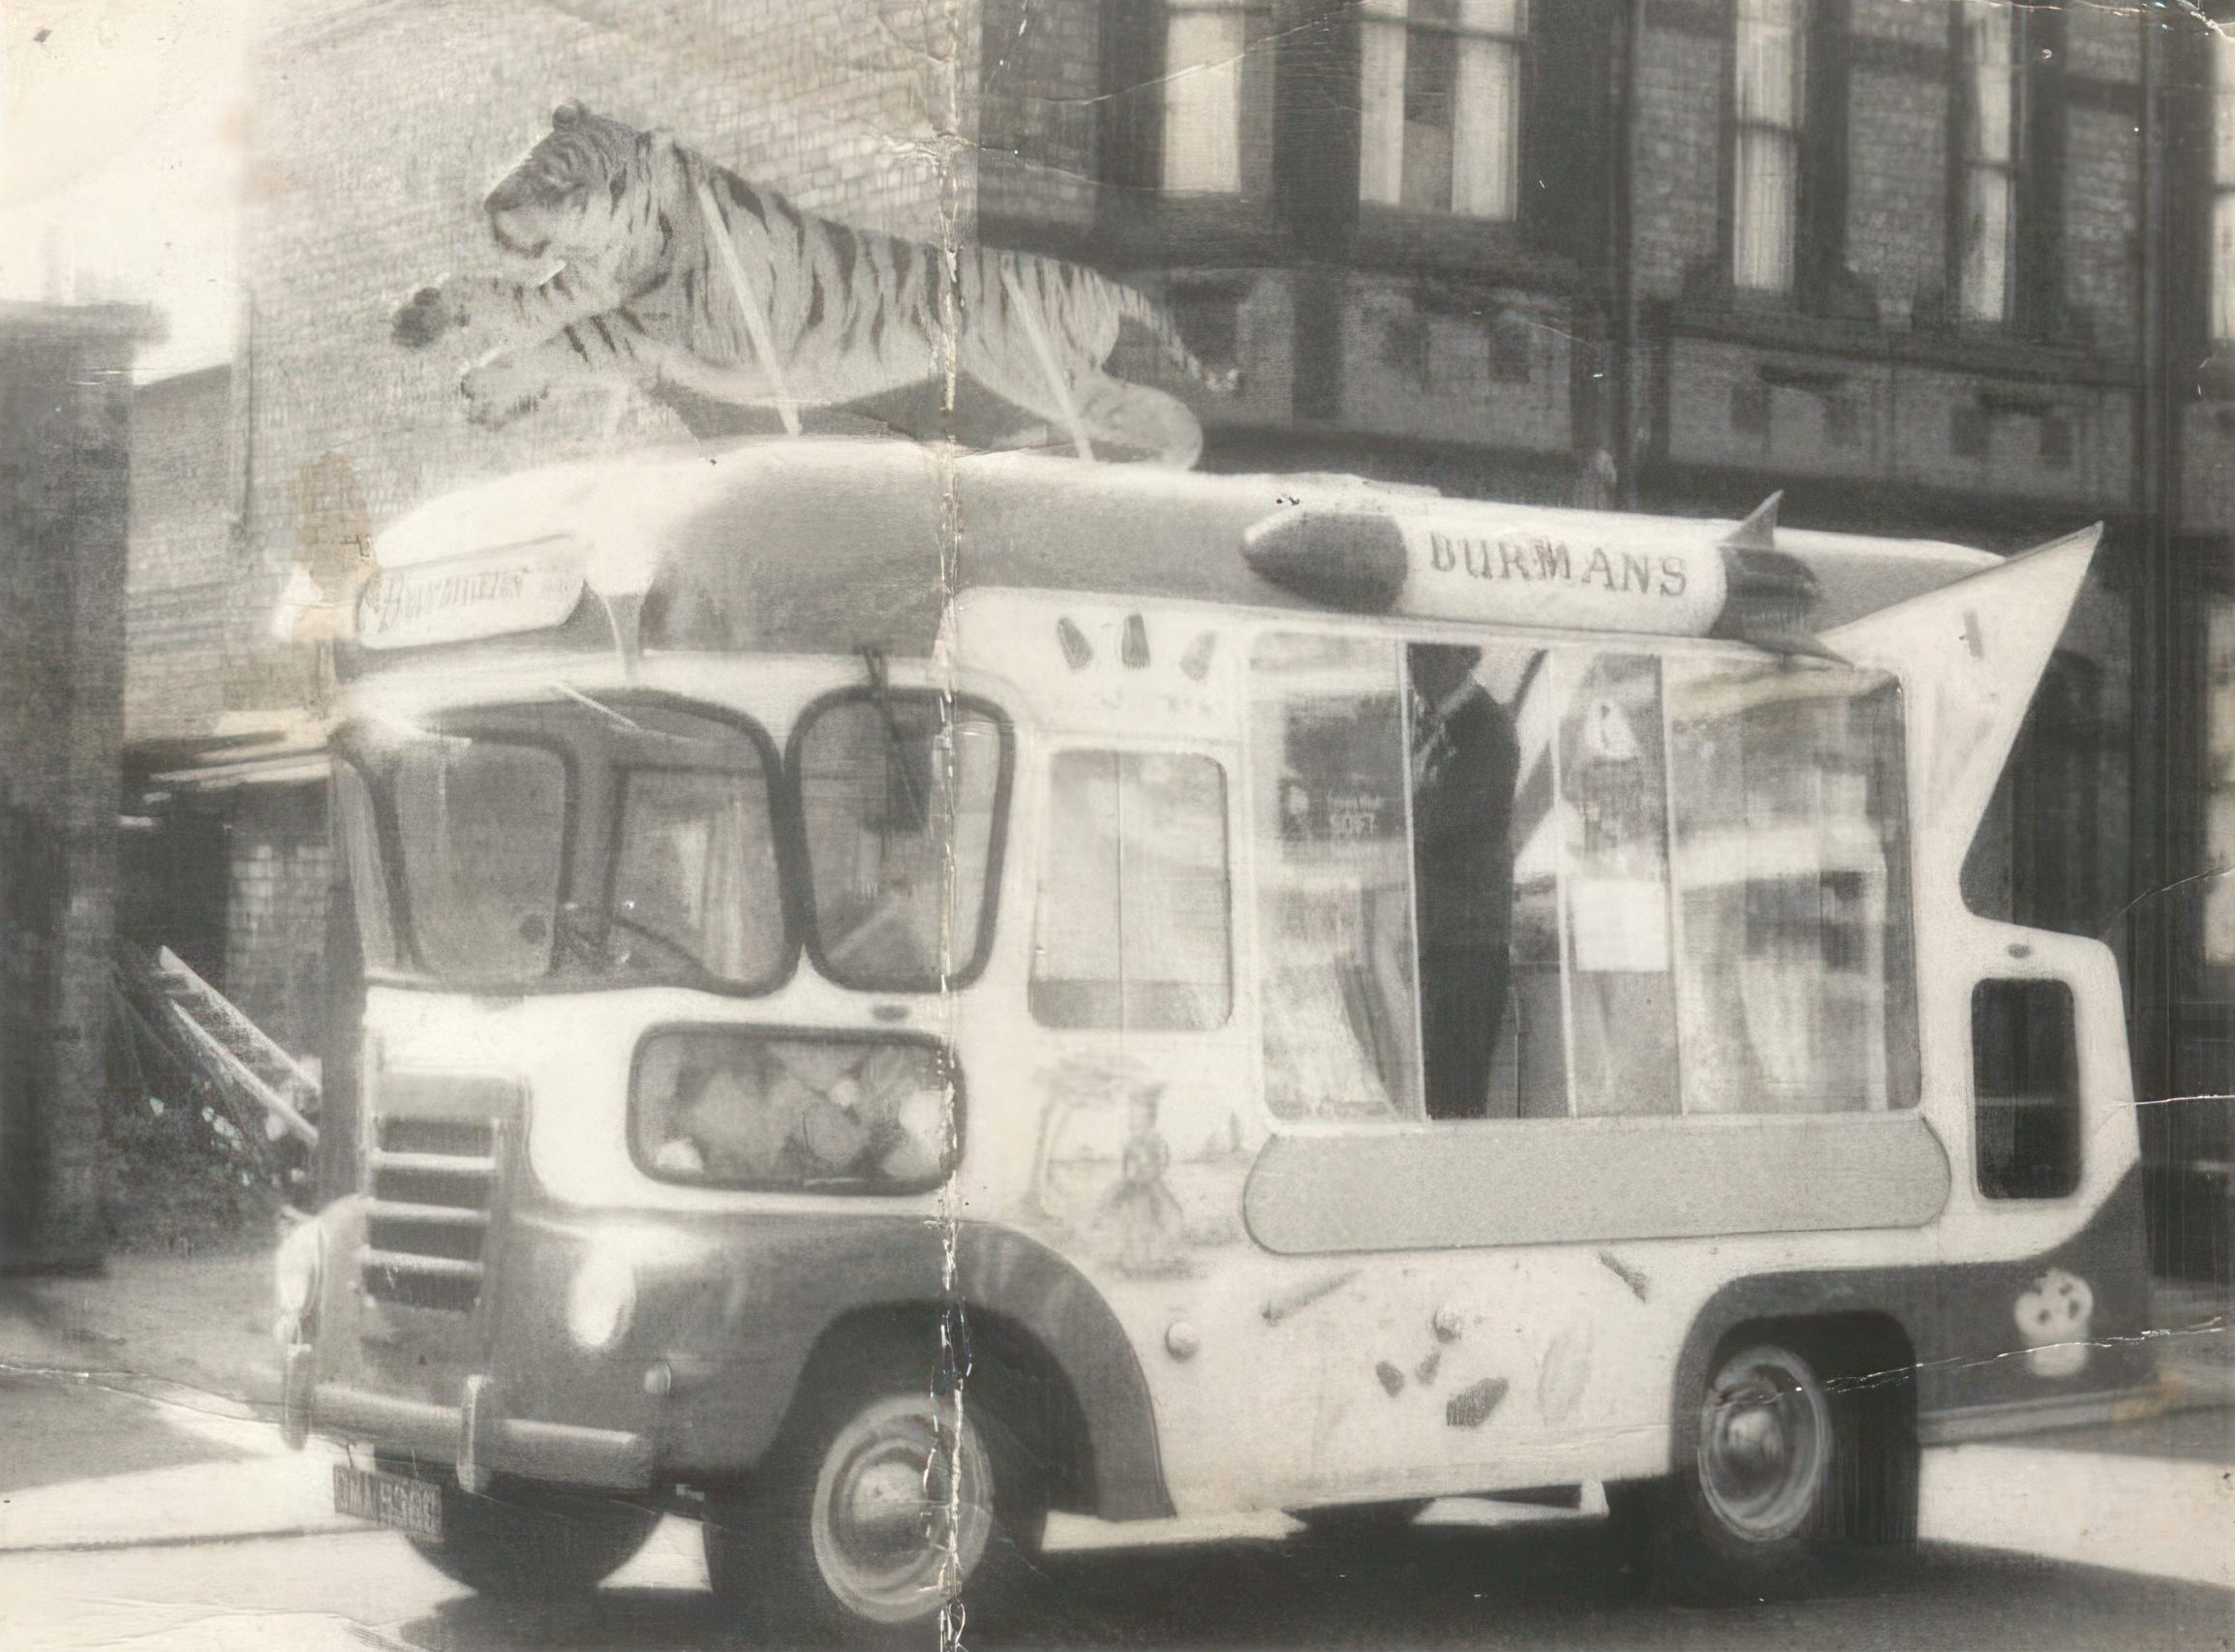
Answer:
top-left (126, 0), bottom-right (2233, 1266)
top-left (2, 302), bottom-right (149, 1270)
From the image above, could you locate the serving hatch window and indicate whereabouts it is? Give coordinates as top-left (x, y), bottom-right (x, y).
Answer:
top-left (795, 692), bottom-right (1009, 992)
top-left (1250, 629), bottom-right (1917, 1122)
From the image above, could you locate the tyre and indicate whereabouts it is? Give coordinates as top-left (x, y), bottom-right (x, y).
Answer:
top-left (1620, 1340), bottom-right (1853, 1604)
top-left (704, 1373), bottom-right (1045, 1647)
top-left (402, 1478), bottom-right (658, 1598)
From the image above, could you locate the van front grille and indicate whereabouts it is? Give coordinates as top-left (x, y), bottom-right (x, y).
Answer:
top-left (362, 1111), bottom-right (500, 1313)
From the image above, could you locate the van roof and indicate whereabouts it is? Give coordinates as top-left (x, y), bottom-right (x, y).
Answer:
top-left (359, 436), bottom-right (2004, 661)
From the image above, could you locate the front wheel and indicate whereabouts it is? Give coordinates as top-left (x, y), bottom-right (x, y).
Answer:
top-left (705, 1384), bottom-right (1042, 1646)
top-left (403, 1479), bottom-right (658, 1598)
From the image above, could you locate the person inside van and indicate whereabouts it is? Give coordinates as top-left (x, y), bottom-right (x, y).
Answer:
top-left (1407, 643), bottom-right (1520, 1120)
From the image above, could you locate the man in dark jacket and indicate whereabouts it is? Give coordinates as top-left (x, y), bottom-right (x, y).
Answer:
top-left (1407, 644), bottom-right (1520, 1120)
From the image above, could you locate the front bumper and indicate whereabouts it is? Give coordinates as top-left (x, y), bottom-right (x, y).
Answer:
top-left (283, 1343), bottom-right (653, 1491)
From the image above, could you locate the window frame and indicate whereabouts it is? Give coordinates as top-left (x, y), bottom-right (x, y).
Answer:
top-left (1357, 0), bottom-right (1532, 224)
top-left (1971, 975), bottom-right (2084, 1203)
top-left (1241, 620), bottom-right (1923, 1135)
top-left (628, 1023), bottom-right (964, 1198)
top-left (1102, 0), bottom-right (1274, 200)
top-left (386, 726), bottom-right (579, 987)
top-left (787, 687), bottom-right (1016, 995)
top-left (2213, 29), bottom-right (2235, 344)
top-left (1952, 0), bottom-right (2025, 327)
top-left (1729, 0), bottom-right (1810, 297)
top-left (1028, 743), bottom-right (1237, 1035)
top-left (330, 754), bottom-right (401, 973)
top-left (334, 692), bottom-right (798, 998)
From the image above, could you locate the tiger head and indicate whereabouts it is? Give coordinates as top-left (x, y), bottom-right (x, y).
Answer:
top-left (482, 101), bottom-right (669, 271)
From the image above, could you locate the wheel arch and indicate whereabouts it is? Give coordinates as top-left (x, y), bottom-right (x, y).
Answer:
top-left (756, 1225), bottom-right (1175, 1522)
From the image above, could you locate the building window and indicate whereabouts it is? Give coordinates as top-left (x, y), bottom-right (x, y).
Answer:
top-left (1359, 0), bottom-right (1527, 220)
top-left (2214, 32), bottom-right (2235, 342)
top-left (1162, 0), bottom-right (1249, 194)
top-left (1957, 3), bottom-right (2022, 323)
top-left (1732, 0), bottom-right (1807, 294)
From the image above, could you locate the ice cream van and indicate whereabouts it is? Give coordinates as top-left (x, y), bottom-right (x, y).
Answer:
top-left (274, 436), bottom-right (2158, 1642)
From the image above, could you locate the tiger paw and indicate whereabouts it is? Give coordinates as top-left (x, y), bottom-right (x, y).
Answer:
top-left (393, 286), bottom-right (466, 350)
top-left (460, 361), bottom-right (545, 426)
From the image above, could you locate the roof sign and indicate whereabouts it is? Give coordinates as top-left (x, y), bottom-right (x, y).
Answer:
top-left (1243, 504), bottom-right (1738, 639)
top-left (354, 535), bottom-right (591, 651)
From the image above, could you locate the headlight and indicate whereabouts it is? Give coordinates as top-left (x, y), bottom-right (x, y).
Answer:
top-left (566, 1250), bottom-right (637, 1351)
top-left (273, 1216), bottom-right (324, 1338)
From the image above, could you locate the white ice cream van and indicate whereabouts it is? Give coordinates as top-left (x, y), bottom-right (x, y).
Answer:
top-left (274, 436), bottom-right (2158, 1642)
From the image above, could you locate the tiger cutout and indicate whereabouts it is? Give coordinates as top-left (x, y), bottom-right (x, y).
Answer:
top-left (394, 101), bottom-right (1238, 467)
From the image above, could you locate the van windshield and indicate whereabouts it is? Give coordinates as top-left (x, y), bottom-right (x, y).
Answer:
top-left (342, 701), bottom-right (790, 991)
top-left (794, 691), bottom-right (1008, 992)
top-left (392, 737), bottom-right (568, 981)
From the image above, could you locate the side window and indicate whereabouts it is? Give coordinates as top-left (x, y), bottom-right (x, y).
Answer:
top-left (1666, 658), bottom-right (1918, 1113)
top-left (1030, 750), bottom-right (1232, 1031)
top-left (1974, 979), bottom-right (2081, 1199)
top-left (1250, 631), bottom-right (1919, 1126)
top-left (1251, 633), bottom-right (1420, 1119)
top-left (1555, 653), bottom-right (1680, 1116)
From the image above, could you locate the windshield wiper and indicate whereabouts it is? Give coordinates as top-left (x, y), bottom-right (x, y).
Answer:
top-left (859, 646), bottom-right (930, 831)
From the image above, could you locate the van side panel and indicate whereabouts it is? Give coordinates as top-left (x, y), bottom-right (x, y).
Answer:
top-left (466, 1205), bottom-right (1176, 1519)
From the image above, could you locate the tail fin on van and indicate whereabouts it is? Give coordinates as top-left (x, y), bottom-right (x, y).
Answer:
top-left (1820, 523), bottom-right (2099, 887)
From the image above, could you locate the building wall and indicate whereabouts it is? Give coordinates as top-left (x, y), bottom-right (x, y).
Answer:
top-left (231, 0), bottom-right (984, 716)
top-left (979, 0), bottom-right (1099, 232)
top-left (1629, 11), bottom-right (1725, 304)
top-left (0, 305), bottom-right (142, 1270)
top-left (222, 785), bottom-right (332, 1061)
top-left (125, 366), bottom-right (233, 744)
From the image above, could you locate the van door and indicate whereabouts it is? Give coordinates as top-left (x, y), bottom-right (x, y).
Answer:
top-left (988, 739), bottom-right (1350, 1511)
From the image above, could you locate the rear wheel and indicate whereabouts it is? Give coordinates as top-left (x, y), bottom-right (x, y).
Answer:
top-left (402, 1477), bottom-right (658, 1598)
top-left (1617, 1340), bottom-right (1853, 1603)
top-left (705, 1375), bottom-right (1043, 1646)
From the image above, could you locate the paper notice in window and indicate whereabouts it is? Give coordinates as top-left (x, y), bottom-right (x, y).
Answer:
top-left (1568, 878), bottom-right (1670, 973)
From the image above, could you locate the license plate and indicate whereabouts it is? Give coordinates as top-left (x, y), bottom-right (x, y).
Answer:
top-left (333, 1463), bottom-right (444, 1543)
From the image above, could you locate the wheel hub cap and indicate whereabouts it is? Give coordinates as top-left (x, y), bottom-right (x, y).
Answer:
top-left (1698, 1347), bottom-right (1830, 1545)
top-left (811, 1398), bottom-right (995, 1625)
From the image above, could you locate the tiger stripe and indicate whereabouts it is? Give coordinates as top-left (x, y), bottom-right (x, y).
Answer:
top-left (405, 102), bottom-right (1236, 464)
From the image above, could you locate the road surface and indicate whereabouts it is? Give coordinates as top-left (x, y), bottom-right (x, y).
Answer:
top-left (0, 1392), bottom-right (2228, 1650)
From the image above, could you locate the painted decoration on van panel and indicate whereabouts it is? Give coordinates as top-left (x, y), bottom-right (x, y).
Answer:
top-left (1031, 1052), bottom-right (1250, 1276)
